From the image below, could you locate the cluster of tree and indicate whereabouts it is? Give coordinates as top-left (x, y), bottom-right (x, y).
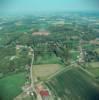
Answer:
top-left (47, 24), bottom-right (73, 33)
top-left (52, 43), bottom-right (71, 64)
top-left (0, 47), bottom-right (31, 78)
top-left (84, 50), bottom-right (99, 62)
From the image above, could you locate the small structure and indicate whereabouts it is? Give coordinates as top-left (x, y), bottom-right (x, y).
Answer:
top-left (16, 45), bottom-right (27, 50)
top-left (40, 90), bottom-right (49, 100)
top-left (22, 84), bottom-right (32, 95)
top-left (36, 84), bottom-right (50, 100)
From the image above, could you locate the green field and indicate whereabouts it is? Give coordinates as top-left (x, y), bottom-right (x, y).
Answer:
top-left (89, 62), bottom-right (99, 68)
top-left (35, 54), bottom-right (60, 64)
top-left (0, 73), bottom-right (26, 100)
top-left (45, 67), bottom-right (99, 100)
top-left (87, 62), bottom-right (99, 77)
top-left (88, 68), bottom-right (99, 77)
top-left (95, 48), bottom-right (99, 54)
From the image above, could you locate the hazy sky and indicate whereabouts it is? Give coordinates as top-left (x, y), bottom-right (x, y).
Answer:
top-left (0, 0), bottom-right (99, 15)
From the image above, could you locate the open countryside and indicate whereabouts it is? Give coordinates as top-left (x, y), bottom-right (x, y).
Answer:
top-left (45, 67), bottom-right (99, 100)
top-left (0, 11), bottom-right (99, 100)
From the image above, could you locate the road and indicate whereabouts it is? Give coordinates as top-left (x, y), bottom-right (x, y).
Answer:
top-left (29, 47), bottom-right (42, 100)
top-left (78, 39), bottom-right (95, 77)
top-left (30, 47), bottom-right (35, 91)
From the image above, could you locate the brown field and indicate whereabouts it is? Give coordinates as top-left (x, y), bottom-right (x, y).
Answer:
top-left (90, 40), bottom-right (99, 45)
top-left (33, 64), bottom-right (61, 79)
top-left (32, 31), bottom-right (49, 36)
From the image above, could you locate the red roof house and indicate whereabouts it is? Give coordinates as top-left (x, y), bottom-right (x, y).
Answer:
top-left (40, 90), bottom-right (49, 97)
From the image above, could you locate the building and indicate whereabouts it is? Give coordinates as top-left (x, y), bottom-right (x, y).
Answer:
top-left (40, 90), bottom-right (49, 100)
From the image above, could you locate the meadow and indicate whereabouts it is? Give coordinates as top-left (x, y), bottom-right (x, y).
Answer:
top-left (0, 73), bottom-right (26, 100)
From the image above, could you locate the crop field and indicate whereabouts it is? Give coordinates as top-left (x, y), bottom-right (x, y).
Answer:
top-left (95, 48), bottom-right (99, 54)
top-left (45, 67), bottom-right (99, 100)
top-left (89, 62), bottom-right (99, 68)
top-left (87, 62), bottom-right (99, 77)
top-left (88, 68), bottom-right (99, 77)
top-left (33, 64), bottom-right (61, 79)
top-left (0, 73), bottom-right (26, 100)
top-left (35, 54), bottom-right (60, 64)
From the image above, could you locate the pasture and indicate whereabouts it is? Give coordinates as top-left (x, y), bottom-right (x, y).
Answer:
top-left (0, 73), bottom-right (26, 100)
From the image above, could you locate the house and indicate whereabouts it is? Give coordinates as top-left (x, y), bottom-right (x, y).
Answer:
top-left (36, 84), bottom-right (50, 100)
top-left (40, 90), bottom-right (49, 100)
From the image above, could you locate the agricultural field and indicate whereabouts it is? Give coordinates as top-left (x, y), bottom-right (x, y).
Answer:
top-left (89, 62), bottom-right (99, 68)
top-left (83, 44), bottom-right (95, 50)
top-left (70, 50), bottom-right (80, 61)
top-left (33, 64), bottom-right (61, 80)
top-left (0, 73), bottom-right (26, 100)
top-left (45, 67), bottom-right (99, 100)
top-left (0, 12), bottom-right (99, 100)
top-left (88, 68), bottom-right (99, 78)
top-left (87, 62), bottom-right (99, 78)
top-left (34, 53), bottom-right (60, 64)
top-left (95, 48), bottom-right (99, 54)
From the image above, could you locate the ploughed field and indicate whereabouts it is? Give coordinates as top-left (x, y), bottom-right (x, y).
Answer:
top-left (33, 64), bottom-right (61, 80)
top-left (45, 67), bottom-right (99, 100)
